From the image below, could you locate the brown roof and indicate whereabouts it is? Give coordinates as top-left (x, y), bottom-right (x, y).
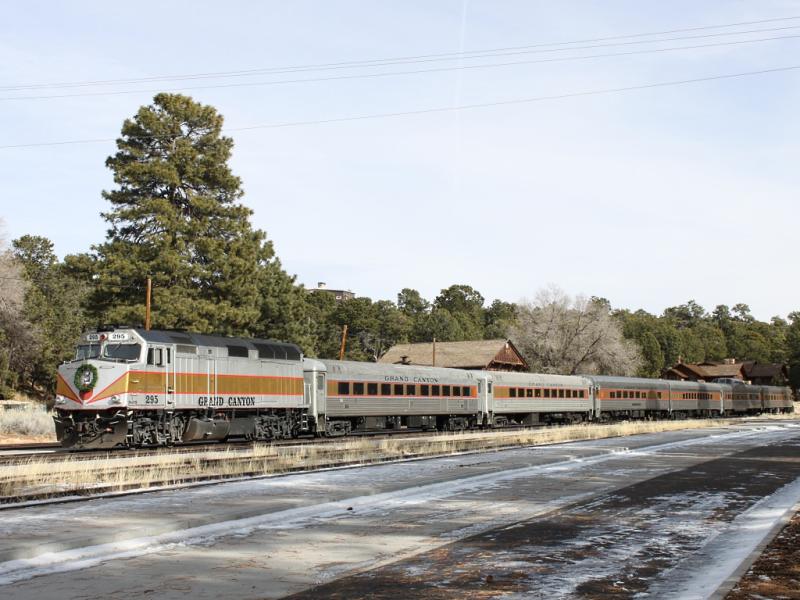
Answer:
top-left (695, 363), bottom-right (746, 378)
top-left (379, 339), bottom-right (528, 370)
top-left (663, 362), bottom-right (745, 381)
top-left (744, 363), bottom-right (786, 379)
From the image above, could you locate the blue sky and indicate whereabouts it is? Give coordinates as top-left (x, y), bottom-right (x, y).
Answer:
top-left (1, 1), bottom-right (798, 320)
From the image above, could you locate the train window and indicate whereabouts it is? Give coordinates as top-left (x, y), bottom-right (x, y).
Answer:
top-left (338, 382), bottom-right (350, 395)
top-left (432, 385), bottom-right (440, 396)
top-left (76, 343), bottom-right (101, 360)
top-left (453, 386), bottom-right (462, 397)
top-left (148, 348), bottom-right (165, 367)
top-left (406, 384), bottom-right (416, 396)
top-left (634, 391), bottom-right (640, 399)
top-left (609, 391), bottom-right (615, 399)
top-left (535, 388), bottom-right (541, 398)
top-left (394, 384), bottom-right (404, 395)
top-left (443, 385), bottom-right (451, 396)
top-left (488, 383), bottom-right (493, 393)
top-left (558, 389), bottom-right (565, 398)
top-left (579, 390), bottom-right (585, 398)
top-left (226, 345), bottom-right (249, 358)
top-left (657, 392), bottom-right (661, 399)
top-left (381, 383), bottom-right (391, 395)
top-left (353, 382), bottom-right (364, 395)
top-left (526, 389), bottom-right (533, 398)
top-left (464, 386), bottom-right (471, 396)
top-left (565, 390), bottom-right (571, 398)
top-left (421, 385), bottom-right (430, 396)
top-left (254, 343), bottom-right (274, 359)
top-left (367, 383), bottom-right (378, 395)
top-left (510, 388), bottom-right (516, 398)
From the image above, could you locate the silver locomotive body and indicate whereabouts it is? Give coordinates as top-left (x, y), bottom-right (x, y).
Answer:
top-left (55, 327), bottom-right (308, 448)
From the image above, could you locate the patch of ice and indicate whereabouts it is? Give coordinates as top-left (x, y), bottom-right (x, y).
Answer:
top-left (645, 475), bottom-right (800, 599)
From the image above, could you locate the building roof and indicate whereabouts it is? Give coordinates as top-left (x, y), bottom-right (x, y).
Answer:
top-left (695, 363), bottom-right (746, 378)
top-left (379, 339), bottom-right (528, 370)
top-left (663, 359), bottom-right (787, 383)
top-left (744, 363), bottom-right (787, 379)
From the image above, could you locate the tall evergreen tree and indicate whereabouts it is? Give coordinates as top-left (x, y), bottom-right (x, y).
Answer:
top-left (433, 284), bottom-right (485, 340)
top-left (90, 93), bottom-right (279, 335)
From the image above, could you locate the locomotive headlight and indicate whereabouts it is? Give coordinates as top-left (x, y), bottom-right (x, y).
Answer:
top-left (55, 397), bottom-right (67, 405)
top-left (109, 395), bottom-right (122, 405)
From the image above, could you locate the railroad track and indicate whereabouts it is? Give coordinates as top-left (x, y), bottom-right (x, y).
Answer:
top-left (0, 427), bottom-right (471, 465)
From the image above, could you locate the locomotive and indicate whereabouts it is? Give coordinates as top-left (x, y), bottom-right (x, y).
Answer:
top-left (53, 326), bottom-right (794, 449)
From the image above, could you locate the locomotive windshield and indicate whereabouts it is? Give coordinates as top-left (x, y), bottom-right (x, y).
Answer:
top-left (102, 343), bottom-right (142, 362)
top-left (75, 343), bottom-right (101, 360)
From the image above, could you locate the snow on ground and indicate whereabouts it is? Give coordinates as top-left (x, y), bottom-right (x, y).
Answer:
top-left (650, 476), bottom-right (800, 600)
top-left (0, 422), bottom-right (798, 598)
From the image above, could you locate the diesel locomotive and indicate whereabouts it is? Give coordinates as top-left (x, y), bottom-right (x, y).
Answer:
top-left (53, 326), bottom-right (794, 449)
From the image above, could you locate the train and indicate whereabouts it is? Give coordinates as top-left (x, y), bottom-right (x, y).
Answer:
top-left (53, 326), bottom-right (795, 449)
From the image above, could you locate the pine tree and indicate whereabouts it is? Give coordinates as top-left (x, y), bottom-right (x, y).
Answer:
top-left (91, 93), bottom-right (277, 335)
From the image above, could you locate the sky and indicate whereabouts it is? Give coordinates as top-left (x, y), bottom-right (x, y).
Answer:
top-left (1, 1), bottom-right (798, 321)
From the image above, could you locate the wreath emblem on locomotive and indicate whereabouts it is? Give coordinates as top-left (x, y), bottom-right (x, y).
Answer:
top-left (74, 364), bottom-right (99, 393)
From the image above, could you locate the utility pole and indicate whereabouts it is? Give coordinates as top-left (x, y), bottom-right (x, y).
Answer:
top-left (432, 336), bottom-right (436, 367)
top-left (145, 277), bottom-right (152, 331)
top-left (339, 324), bottom-right (348, 361)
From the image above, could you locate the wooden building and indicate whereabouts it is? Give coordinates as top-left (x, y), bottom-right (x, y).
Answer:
top-left (311, 282), bottom-right (355, 302)
top-left (663, 359), bottom-right (788, 385)
top-left (379, 339), bottom-right (529, 372)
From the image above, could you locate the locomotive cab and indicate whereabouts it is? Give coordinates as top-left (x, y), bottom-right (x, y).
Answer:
top-left (54, 328), bottom-right (145, 448)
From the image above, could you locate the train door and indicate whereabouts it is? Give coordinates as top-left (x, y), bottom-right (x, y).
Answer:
top-left (145, 345), bottom-right (173, 409)
top-left (196, 351), bottom-right (216, 410)
top-left (303, 359), bottom-right (327, 434)
top-left (477, 374), bottom-right (492, 426)
top-left (667, 381), bottom-right (673, 416)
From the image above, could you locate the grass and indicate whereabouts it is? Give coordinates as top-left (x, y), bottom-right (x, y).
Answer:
top-left (3, 416), bottom-right (792, 502)
top-left (0, 400), bottom-right (56, 442)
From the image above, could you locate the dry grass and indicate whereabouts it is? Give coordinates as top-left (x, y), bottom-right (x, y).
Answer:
top-left (756, 403), bottom-right (800, 420)
top-left (0, 418), bottom-right (754, 502)
top-left (0, 401), bottom-right (56, 441)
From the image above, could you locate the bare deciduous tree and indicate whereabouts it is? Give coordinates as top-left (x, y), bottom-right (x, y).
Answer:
top-left (0, 220), bottom-right (36, 397)
top-left (0, 244), bottom-right (25, 316)
top-left (510, 286), bottom-right (641, 376)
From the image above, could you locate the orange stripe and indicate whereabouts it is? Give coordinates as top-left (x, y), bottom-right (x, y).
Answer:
top-left (56, 372), bottom-right (81, 403)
